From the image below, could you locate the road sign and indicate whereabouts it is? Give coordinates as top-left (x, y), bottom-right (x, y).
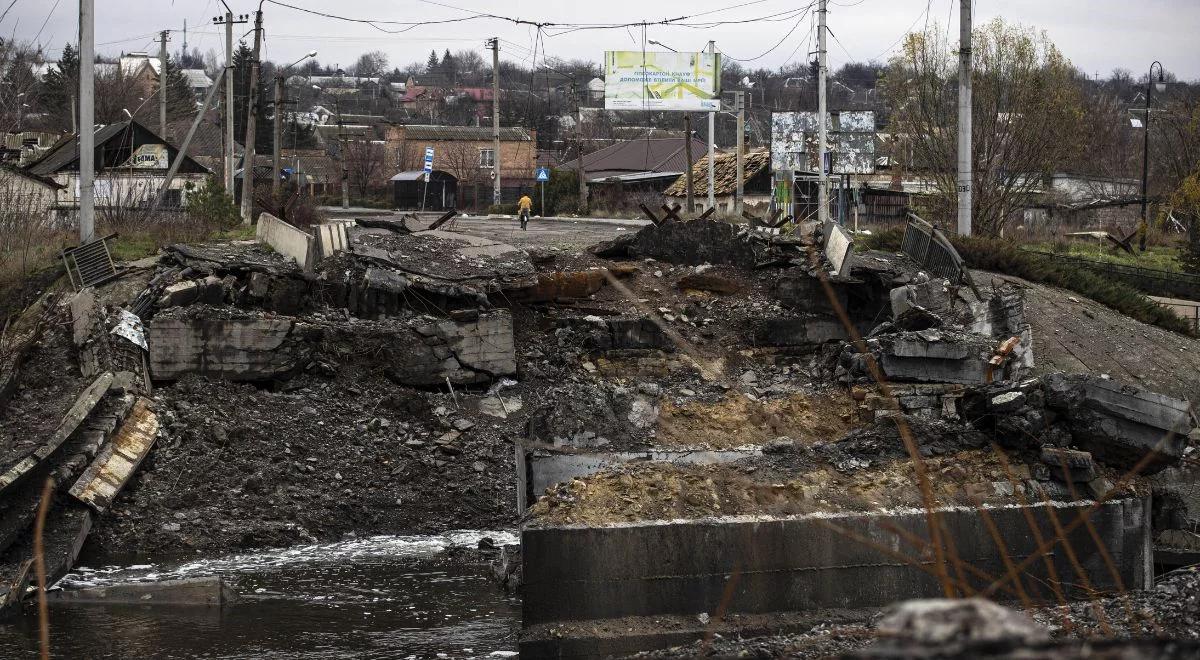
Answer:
top-left (423, 146), bottom-right (434, 174)
top-left (535, 167), bottom-right (550, 182)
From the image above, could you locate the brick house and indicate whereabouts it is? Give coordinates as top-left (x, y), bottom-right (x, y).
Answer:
top-left (384, 124), bottom-right (536, 209)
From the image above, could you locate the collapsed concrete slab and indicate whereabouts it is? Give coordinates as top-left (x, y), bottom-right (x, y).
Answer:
top-left (147, 311), bottom-right (314, 381)
top-left (49, 576), bottom-right (235, 607)
top-left (1045, 373), bottom-right (1193, 473)
top-left (69, 397), bottom-right (159, 513)
top-left (148, 305), bottom-right (516, 386)
top-left (874, 330), bottom-right (997, 384)
top-left (589, 219), bottom-right (792, 268)
top-left (520, 498), bottom-right (1151, 659)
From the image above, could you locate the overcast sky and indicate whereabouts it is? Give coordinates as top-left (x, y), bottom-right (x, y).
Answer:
top-left (5, 0), bottom-right (1199, 81)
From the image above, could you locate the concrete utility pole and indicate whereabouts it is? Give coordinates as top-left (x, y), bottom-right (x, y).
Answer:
top-left (706, 40), bottom-right (716, 211)
top-left (684, 113), bottom-right (694, 213)
top-left (79, 0), bottom-right (95, 243)
top-left (817, 0), bottom-right (829, 225)
top-left (215, 11), bottom-right (238, 193)
top-left (734, 91), bottom-right (745, 215)
top-left (574, 81), bottom-right (588, 212)
top-left (489, 37), bottom-right (501, 206)
top-left (957, 0), bottom-right (973, 236)
top-left (337, 98), bottom-right (348, 209)
top-left (159, 30), bottom-right (169, 137)
top-left (272, 75), bottom-right (284, 203)
top-left (240, 8), bottom-right (264, 224)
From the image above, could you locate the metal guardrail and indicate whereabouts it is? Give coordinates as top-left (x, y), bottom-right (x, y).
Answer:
top-left (901, 214), bottom-right (974, 293)
top-left (1023, 250), bottom-right (1200, 301)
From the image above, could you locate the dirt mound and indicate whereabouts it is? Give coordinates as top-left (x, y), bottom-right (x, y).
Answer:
top-left (656, 391), bottom-right (853, 449)
top-left (526, 445), bottom-right (1101, 526)
top-left (87, 374), bottom-right (519, 556)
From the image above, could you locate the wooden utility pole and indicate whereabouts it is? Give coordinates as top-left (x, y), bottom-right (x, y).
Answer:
top-left (79, 0), bottom-right (95, 243)
top-left (159, 30), bottom-right (169, 137)
top-left (240, 8), bottom-right (264, 223)
top-left (957, 0), bottom-right (973, 236)
top-left (684, 113), bottom-right (694, 213)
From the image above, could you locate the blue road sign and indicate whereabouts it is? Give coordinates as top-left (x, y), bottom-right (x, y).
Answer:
top-left (423, 146), bottom-right (434, 173)
top-left (535, 167), bottom-right (550, 182)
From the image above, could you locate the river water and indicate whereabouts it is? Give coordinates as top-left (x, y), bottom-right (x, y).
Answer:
top-left (0, 531), bottom-right (521, 659)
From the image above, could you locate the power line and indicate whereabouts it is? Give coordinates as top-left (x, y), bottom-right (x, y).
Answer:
top-left (723, 5), bottom-right (817, 62)
top-left (868, 0), bottom-right (932, 62)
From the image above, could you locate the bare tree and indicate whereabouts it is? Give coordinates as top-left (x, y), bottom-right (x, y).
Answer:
top-left (353, 51), bottom-right (389, 78)
top-left (880, 19), bottom-right (1084, 236)
top-left (343, 140), bottom-right (387, 201)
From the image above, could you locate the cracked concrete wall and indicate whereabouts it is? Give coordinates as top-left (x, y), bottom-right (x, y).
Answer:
top-left (148, 311), bottom-right (517, 386)
top-left (148, 318), bottom-right (313, 381)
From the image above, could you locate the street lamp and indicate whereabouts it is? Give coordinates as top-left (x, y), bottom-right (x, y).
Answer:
top-left (273, 50), bottom-right (318, 201)
top-left (1139, 61), bottom-right (1167, 249)
top-left (647, 40), bottom-right (678, 53)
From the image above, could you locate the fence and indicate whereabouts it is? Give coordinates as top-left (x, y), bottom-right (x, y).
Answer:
top-left (901, 213), bottom-right (971, 288)
top-left (1023, 250), bottom-right (1200, 301)
top-left (1150, 296), bottom-right (1200, 332)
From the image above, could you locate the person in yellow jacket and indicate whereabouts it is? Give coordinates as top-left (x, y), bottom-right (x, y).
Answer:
top-left (518, 191), bottom-right (533, 230)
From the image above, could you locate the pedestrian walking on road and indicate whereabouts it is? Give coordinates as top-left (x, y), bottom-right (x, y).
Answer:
top-left (518, 191), bottom-right (533, 231)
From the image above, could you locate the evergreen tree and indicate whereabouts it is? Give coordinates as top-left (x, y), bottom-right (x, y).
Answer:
top-left (231, 43), bottom-right (272, 152)
top-left (164, 55), bottom-right (197, 122)
top-left (441, 49), bottom-right (457, 85)
top-left (41, 43), bottom-right (80, 131)
top-left (426, 50), bottom-right (439, 74)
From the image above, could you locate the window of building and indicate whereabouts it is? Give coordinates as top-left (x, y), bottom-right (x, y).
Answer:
top-left (479, 148), bottom-right (495, 169)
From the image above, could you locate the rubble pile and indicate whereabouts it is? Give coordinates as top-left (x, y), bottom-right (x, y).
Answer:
top-left (3, 211), bottom-right (1200, 654)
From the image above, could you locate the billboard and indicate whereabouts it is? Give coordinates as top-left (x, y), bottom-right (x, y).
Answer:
top-left (604, 51), bottom-right (720, 112)
top-left (770, 111), bottom-right (876, 174)
top-left (121, 144), bottom-right (170, 170)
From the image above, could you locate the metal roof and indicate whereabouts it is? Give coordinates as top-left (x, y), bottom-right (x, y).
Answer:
top-left (396, 124), bottom-right (531, 141)
top-left (562, 137), bottom-right (706, 176)
top-left (390, 169), bottom-right (457, 182)
top-left (24, 120), bottom-right (208, 177)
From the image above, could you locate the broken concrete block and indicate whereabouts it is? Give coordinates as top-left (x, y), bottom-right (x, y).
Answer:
top-left (148, 313), bottom-right (313, 381)
top-left (1039, 448), bottom-right (1097, 483)
top-left (1045, 373), bottom-right (1192, 474)
top-left (754, 316), bottom-right (849, 347)
top-left (875, 332), bottom-right (994, 385)
top-left (49, 577), bottom-right (236, 607)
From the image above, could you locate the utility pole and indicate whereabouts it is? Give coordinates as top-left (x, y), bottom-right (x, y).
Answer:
top-left (159, 30), bottom-right (170, 137)
top-left (957, 0), bottom-right (973, 236)
top-left (213, 11), bottom-right (246, 193)
top-left (489, 37), bottom-right (501, 206)
top-left (817, 0), bottom-right (829, 225)
top-left (79, 0), bottom-right (95, 243)
top-left (684, 113), bottom-right (694, 213)
top-left (272, 75), bottom-right (284, 203)
top-left (337, 98), bottom-right (348, 209)
top-left (734, 91), bottom-right (745, 215)
top-left (574, 80), bottom-right (587, 212)
top-left (240, 8), bottom-right (264, 224)
top-left (706, 40), bottom-right (716, 211)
